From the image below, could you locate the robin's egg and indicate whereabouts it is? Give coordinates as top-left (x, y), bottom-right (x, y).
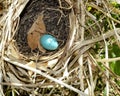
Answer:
top-left (40, 34), bottom-right (59, 50)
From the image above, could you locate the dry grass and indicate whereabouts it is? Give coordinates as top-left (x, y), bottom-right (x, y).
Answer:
top-left (0, 0), bottom-right (120, 96)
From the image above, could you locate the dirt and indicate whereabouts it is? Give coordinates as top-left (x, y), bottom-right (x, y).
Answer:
top-left (14, 0), bottom-right (70, 56)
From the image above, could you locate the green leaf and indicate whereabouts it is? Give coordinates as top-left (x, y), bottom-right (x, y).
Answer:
top-left (109, 44), bottom-right (120, 75)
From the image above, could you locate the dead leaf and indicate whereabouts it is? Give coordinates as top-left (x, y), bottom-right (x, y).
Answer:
top-left (27, 14), bottom-right (46, 50)
top-left (27, 32), bottom-right (40, 50)
top-left (38, 40), bottom-right (46, 53)
top-left (35, 14), bottom-right (46, 33)
top-left (26, 61), bottom-right (36, 76)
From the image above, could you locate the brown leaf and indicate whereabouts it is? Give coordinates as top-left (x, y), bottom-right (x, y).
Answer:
top-left (35, 14), bottom-right (46, 33)
top-left (27, 32), bottom-right (40, 50)
top-left (38, 40), bottom-right (46, 53)
top-left (27, 14), bottom-right (46, 50)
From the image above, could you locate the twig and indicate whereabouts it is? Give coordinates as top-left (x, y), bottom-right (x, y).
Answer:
top-left (78, 0), bottom-right (85, 91)
top-left (87, 3), bottom-right (120, 24)
top-left (103, 34), bottom-right (109, 96)
top-left (58, 0), bottom-right (73, 10)
top-left (72, 28), bottom-right (120, 53)
top-left (97, 57), bottom-right (120, 63)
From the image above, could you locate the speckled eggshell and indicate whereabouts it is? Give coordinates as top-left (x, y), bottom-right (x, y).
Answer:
top-left (40, 34), bottom-right (59, 50)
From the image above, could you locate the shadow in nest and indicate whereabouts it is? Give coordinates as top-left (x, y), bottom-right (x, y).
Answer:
top-left (14, 0), bottom-right (70, 56)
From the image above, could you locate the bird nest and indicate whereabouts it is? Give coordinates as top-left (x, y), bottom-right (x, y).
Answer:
top-left (2, 0), bottom-right (71, 69)
top-left (1, 0), bottom-right (120, 96)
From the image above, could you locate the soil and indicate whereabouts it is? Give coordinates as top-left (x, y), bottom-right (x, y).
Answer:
top-left (14, 0), bottom-right (70, 56)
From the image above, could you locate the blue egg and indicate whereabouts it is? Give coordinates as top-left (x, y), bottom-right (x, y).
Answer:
top-left (40, 34), bottom-right (59, 50)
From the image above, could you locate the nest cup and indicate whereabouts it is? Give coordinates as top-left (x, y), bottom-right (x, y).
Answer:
top-left (1, 0), bottom-right (72, 86)
top-left (15, 0), bottom-right (70, 60)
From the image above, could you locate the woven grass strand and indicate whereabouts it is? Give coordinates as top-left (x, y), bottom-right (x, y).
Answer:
top-left (3, 56), bottom-right (88, 96)
top-left (71, 28), bottom-right (120, 54)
